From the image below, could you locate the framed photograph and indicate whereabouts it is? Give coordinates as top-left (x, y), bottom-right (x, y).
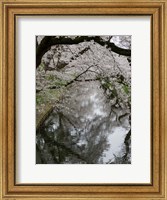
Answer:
top-left (0, 0), bottom-right (167, 199)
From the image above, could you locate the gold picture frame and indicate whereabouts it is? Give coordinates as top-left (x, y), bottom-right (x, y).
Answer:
top-left (0, 0), bottom-right (167, 199)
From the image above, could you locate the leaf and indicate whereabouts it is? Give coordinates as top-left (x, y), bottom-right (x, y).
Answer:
top-left (36, 95), bottom-right (45, 105)
top-left (123, 85), bottom-right (129, 94)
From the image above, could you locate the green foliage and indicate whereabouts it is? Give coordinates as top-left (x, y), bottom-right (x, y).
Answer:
top-left (46, 75), bottom-right (67, 86)
top-left (53, 79), bottom-right (67, 86)
top-left (111, 87), bottom-right (117, 96)
top-left (102, 82), bottom-right (112, 89)
top-left (99, 75), bottom-right (131, 109)
top-left (38, 63), bottom-right (45, 71)
top-left (48, 89), bottom-right (63, 99)
top-left (36, 95), bottom-right (45, 105)
top-left (100, 78), bottom-right (117, 98)
top-left (123, 85), bottom-right (130, 94)
top-left (46, 74), bottom-right (55, 81)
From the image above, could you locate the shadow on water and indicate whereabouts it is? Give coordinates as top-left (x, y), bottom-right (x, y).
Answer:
top-left (36, 81), bottom-right (131, 164)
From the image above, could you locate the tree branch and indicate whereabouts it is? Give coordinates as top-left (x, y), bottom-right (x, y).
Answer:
top-left (36, 36), bottom-right (131, 68)
top-left (64, 65), bottom-right (93, 87)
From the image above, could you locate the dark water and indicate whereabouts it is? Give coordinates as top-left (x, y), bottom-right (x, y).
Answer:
top-left (36, 81), bottom-right (131, 164)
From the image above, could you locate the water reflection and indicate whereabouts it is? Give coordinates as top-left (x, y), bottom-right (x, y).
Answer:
top-left (36, 81), bottom-right (130, 164)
